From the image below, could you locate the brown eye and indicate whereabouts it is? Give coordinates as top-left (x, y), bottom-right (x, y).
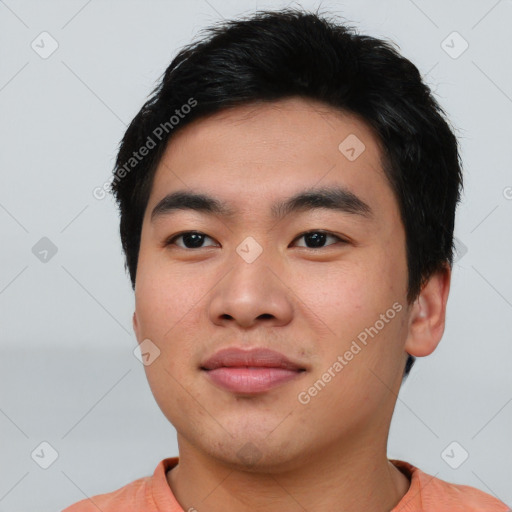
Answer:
top-left (293, 231), bottom-right (347, 249)
top-left (166, 231), bottom-right (218, 249)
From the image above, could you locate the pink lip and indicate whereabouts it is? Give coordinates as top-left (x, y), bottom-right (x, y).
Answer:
top-left (201, 347), bottom-right (306, 394)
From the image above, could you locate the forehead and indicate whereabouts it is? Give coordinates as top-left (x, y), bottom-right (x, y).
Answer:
top-left (145, 97), bottom-right (396, 222)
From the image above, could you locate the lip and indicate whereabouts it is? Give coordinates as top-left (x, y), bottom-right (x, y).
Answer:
top-left (201, 347), bottom-right (306, 394)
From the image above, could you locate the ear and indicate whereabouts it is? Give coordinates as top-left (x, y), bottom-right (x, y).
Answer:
top-left (404, 264), bottom-right (451, 357)
top-left (132, 311), bottom-right (140, 342)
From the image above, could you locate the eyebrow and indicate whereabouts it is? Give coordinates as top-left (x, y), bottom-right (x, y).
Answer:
top-left (150, 186), bottom-right (373, 223)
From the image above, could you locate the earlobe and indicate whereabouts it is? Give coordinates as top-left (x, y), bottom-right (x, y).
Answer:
top-left (404, 264), bottom-right (451, 358)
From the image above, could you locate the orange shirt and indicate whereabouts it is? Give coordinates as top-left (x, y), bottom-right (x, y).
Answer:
top-left (62, 457), bottom-right (509, 511)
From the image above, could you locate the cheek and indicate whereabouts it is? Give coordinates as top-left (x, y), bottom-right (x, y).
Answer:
top-left (291, 258), bottom-right (387, 342)
top-left (134, 255), bottom-right (211, 402)
top-left (291, 250), bottom-right (407, 393)
top-left (135, 257), bottom-right (207, 427)
top-left (135, 254), bottom-right (203, 341)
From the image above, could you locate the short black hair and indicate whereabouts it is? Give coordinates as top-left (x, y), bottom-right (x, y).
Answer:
top-left (110, 8), bottom-right (463, 377)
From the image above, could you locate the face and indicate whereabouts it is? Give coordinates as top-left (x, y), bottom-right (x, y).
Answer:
top-left (133, 97), bottom-right (414, 471)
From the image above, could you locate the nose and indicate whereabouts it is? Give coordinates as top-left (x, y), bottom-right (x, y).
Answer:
top-left (208, 251), bottom-right (294, 329)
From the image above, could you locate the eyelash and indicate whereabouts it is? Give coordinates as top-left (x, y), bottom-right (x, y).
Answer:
top-left (164, 230), bottom-right (349, 250)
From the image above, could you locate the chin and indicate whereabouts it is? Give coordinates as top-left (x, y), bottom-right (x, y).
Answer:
top-left (200, 432), bottom-right (307, 474)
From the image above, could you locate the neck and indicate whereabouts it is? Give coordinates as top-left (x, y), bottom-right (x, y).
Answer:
top-left (166, 435), bottom-right (410, 512)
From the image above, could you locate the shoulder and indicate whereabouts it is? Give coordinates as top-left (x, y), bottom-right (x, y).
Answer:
top-left (421, 476), bottom-right (510, 511)
top-left (62, 475), bottom-right (153, 512)
top-left (61, 457), bottom-right (181, 512)
top-left (392, 460), bottom-right (510, 512)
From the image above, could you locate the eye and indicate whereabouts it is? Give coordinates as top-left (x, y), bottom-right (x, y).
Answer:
top-left (165, 231), bottom-right (218, 249)
top-left (164, 230), bottom-right (348, 250)
top-left (292, 230), bottom-right (347, 249)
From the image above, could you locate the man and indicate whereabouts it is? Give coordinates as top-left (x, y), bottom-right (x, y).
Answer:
top-left (64, 8), bottom-right (509, 511)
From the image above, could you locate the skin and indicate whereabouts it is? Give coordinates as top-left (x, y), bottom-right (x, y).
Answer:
top-left (132, 97), bottom-right (451, 512)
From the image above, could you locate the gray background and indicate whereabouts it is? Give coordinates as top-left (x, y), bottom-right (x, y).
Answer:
top-left (1, 0), bottom-right (511, 510)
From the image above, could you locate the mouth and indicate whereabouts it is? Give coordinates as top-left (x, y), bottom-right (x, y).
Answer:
top-left (201, 347), bottom-right (307, 394)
